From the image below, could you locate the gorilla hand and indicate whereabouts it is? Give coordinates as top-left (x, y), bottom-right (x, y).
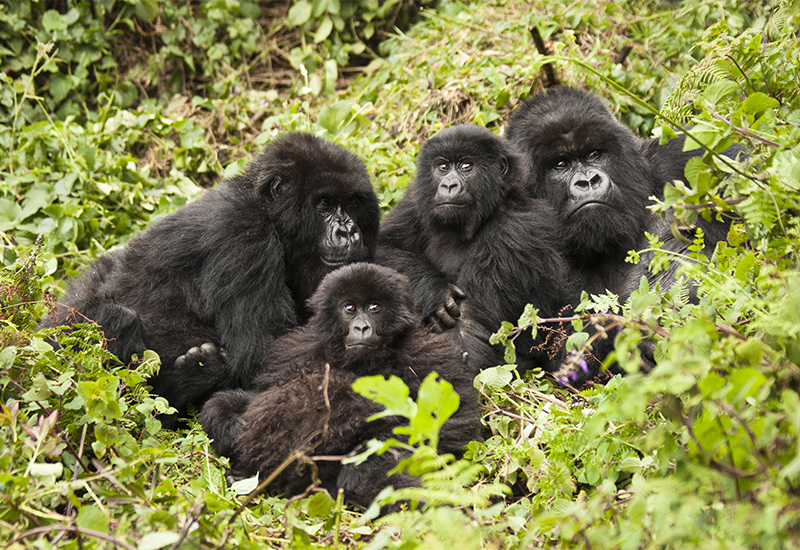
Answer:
top-left (426, 283), bottom-right (466, 333)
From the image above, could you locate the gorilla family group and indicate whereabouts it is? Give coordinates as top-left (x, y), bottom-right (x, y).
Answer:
top-left (41, 86), bottom-right (735, 508)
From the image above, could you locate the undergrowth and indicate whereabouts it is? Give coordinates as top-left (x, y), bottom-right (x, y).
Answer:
top-left (2, 0), bottom-right (800, 548)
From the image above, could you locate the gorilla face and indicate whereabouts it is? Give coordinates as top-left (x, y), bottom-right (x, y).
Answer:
top-left (313, 194), bottom-right (369, 268)
top-left (505, 87), bottom-right (654, 266)
top-left (308, 262), bottom-right (417, 368)
top-left (412, 125), bottom-right (525, 241)
top-left (430, 157), bottom-right (479, 225)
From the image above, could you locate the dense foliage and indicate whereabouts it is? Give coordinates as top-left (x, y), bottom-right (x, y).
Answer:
top-left (2, 0), bottom-right (800, 548)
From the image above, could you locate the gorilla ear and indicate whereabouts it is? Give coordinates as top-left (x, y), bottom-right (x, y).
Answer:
top-left (260, 175), bottom-right (286, 201)
top-left (501, 156), bottom-right (510, 176)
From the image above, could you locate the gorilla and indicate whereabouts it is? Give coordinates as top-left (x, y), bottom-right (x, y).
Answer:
top-left (376, 124), bottom-right (578, 374)
top-left (504, 86), bottom-right (733, 301)
top-left (200, 263), bottom-right (479, 508)
top-left (505, 86), bottom-right (739, 383)
top-left (41, 133), bottom-right (380, 419)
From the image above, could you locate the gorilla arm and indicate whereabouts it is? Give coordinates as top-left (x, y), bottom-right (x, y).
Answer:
top-left (377, 197), bottom-right (465, 331)
top-left (454, 206), bottom-right (576, 372)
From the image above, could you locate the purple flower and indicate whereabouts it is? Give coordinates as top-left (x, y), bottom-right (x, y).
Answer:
top-left (568, 370), bottom-right (578, 382)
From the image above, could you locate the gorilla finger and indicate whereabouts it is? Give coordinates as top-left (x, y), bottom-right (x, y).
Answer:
top-left (443, 294), bottom-right (461, 318)
top-left (448, 283), bottom-right (466, 300)
top-left (435, 305), bottom-right (457, 328)
top-left (428, 318), bottom-right (445, 334)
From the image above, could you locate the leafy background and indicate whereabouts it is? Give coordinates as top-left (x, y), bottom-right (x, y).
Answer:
top-left (2, 0), bottom-right (800, 548)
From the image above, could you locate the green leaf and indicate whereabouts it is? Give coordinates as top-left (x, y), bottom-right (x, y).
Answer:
top-left (683, 156), bottom-right (706, 186)
top-left (312, 0), bottom-right (329, 18)
top-left (76, 505), bottom-right (109, 534)
top-left (734, 251), bottom-right (757, 281)
top-left (565, 331), bottom-right (589, 351)
top-left (307, 492), bottom-right (334, 517)
top-left (230, 473), bottom-right (259, 495)
top-left (29, 462), bottom-right (63, 478)
top-left (134, 0), bottom-right (159, 21)
top-left (474, 364), bottom-right (515, 389)
top-left (410, 372), bottom-right (460, 447)
top-left (0, 197), bottom-right (21, 230)
top-left (741, 92), bottom-right (779, 114)
top-left (734, 339), bottom-right (763, 367)
top-left (288, 1), bottom-right (312, 26)
top-left (42, 10), bottom-right (68, 32)
top-left (324, 59), bottom-right (337, 96)
top-left (138, 532), bottom-right (181, 550)
top-left (314, 16), bottom-right (333, 43)
top-left (0, 346), bottom-right (17, 369)
top-left (702, 80), bottom-right (739, 104)
top-left (352, 375), bottom-right (415, 419)
top-left (22, 373), bottom-right (52, 402)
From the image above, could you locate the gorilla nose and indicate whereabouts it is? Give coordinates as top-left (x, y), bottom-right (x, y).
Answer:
top-left (352, 319), bottom-right (373, 337)
top-left (570, 169), bottom-right (610, 198)
top-left (333, 222), bottom-right (360, 245)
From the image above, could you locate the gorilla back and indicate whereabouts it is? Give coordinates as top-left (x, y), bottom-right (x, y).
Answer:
top-left (41, 133), bottom-right (380, 418)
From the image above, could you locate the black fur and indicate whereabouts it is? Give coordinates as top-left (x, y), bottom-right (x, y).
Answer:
top-left (505, 87), bottom-right (737, 384)
top-left (41, 133), bottom-right (380, 418)
top-left (377, 124), bottom-right (577, 374)
top-left (200, 263), bottom-right (479, 507)
top-left (505, 86), bottom-right (731, 300)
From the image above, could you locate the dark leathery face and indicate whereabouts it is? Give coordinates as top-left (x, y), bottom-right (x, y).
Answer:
top-left (413, 125), bottom-right (527, 240)
top-left (316, 197), bottom-right (368, 267)
top-left (307, 263), bottom-right (418, 357)
top-left (505, 87), bottom-right (653, 263)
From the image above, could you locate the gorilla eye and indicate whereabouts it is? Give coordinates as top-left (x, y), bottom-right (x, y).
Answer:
top-left (437, 161), bottom-right (451, 172)
top-left (368, 303), bottom-right (381, 313)
top-left (554, 159), bottom-right (568, 170)
top-left (343, 303), bottom-right (357, 314)
top-left (318, 197), bottom-right (333, 209)
top-left (459, 162), bottom-right (473, 172)
top-left (587, 150), bottom-right (602, 160)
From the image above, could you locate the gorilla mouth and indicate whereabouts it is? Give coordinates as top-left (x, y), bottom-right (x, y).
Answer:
top-left (434, 202), bottom-right (469, 211)
top-left (567, 201), bottom-right (613, 218)
top-left (345, 343), bottom-right (379, 350)
top-left (321, 257), bottom-right (348, 267)
top-left (321, 251), bottom-right (368, 268)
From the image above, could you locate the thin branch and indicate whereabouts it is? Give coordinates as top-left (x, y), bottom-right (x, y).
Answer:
top-left (7, 525), bottom-right (136, 550)
top-left (706, 105), bottom-right (783, 148)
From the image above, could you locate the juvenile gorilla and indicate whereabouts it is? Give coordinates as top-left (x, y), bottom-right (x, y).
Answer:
top-left (377, 125), bottom-right (577, 374)
top-left (42, 133), bottom-right (380, 418)
top-left (504, 86), bottom-right (731, 301)
top-left (200, 263), bottom-right (479, 508)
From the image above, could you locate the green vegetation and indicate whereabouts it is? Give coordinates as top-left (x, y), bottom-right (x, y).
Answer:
top-left (2, 0), bottom-right (800, 547)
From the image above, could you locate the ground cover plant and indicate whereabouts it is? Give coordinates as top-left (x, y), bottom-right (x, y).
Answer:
top-left (1, 0), bottom-right (800, 548)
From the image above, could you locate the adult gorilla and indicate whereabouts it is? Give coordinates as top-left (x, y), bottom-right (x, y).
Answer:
top-left (376, 125), bottom-right (577, 374)
top-left (200, 263), bottom-right (479, 508)
top-left (42, 133), bottom-right (380, 418)
top-left (504, 86), bottom-right (732, 300)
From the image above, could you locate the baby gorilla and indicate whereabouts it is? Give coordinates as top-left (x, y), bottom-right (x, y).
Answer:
top-left (200, 263), bottom-right (479, 508)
